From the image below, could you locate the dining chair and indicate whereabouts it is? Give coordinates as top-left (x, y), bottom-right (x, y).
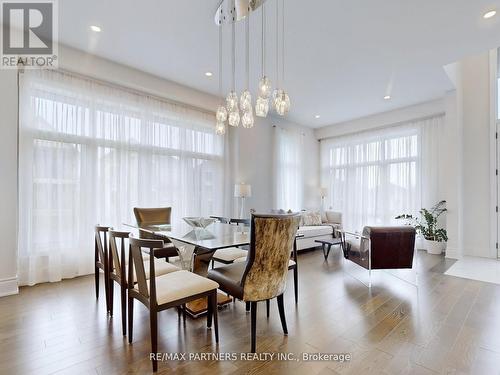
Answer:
top-left (229, 218), bottom-right (250, 226)
top-left (210, 215), bottom-right (229, 224)
top-left (207, 213), bottom-right (300, 352)
top-left (234, 234), bottom-right (299, 311)
top-left (133, 207), bottom-right (178, 261)
top-left (128, 237), bottom-right (220, 372)
top-left (210, 217), bottom-right (249, 268)
top-left (108, 230), bottom-right (181, 335)
top-left (95, 225), bottom-right (112, 313)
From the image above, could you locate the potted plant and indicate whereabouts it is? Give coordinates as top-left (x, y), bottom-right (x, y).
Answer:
top-left (395, 200), bottom-right (448, 255)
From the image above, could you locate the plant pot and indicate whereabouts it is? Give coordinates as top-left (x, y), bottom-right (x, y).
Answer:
top-left (425, 239), bottom-right (445, 255)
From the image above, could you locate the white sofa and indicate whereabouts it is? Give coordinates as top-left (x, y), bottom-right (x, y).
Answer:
top-left (296, 211), bottom-right (342, 251)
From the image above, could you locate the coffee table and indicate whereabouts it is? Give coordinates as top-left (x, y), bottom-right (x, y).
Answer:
top-left (315, 238), bottom-right (342, 260)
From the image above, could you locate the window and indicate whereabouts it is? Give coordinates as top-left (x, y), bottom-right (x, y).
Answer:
top-left (321, 117), bottom-right (443, 231)
top-left (18, 70), bottom-right (225, 285)
top-left (274, 127), bottom-right (303, 211)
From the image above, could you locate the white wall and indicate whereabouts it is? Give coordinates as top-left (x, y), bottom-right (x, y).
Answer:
top-left (314, 99), bottom-right (445, 140)
top-left (462, 53), bottom-right (492, 257)
top-left (232, 116), bottom-right (320, 215)
top-left (0, 70), bottom-right (19, 296)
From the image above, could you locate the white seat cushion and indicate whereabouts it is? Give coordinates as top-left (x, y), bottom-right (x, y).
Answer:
top-left (233, 256), bottom-right (246, 263)
top-left (143, 270), bottom-right (219, 305)
top-left (288, 259), bottom-right (296, 267)
top-left (297, 225), bottom-right (334, 238)
top-left (213, 247), bottom-right (248, 262)
top-left (133, 259), bottom-right (180, 282)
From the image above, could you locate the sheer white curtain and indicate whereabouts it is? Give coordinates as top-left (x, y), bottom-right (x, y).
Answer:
top-left (18, 70), bottom-right (227, 285)
top-left (274, 126), bottom-right (303, 211)
top-left (321, 116), bottom-right (443, 232)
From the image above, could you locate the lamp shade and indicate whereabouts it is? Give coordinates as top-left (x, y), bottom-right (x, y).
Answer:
top-left (234, 183), bottom-right (252, 198)
top-left (320, 187), bottom-right (328, 198)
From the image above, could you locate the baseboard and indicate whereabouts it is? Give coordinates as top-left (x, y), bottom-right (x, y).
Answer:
top-left (0, 277), bottom-right (19, 297)
top-left (445, 248), bottom-right (462, 260)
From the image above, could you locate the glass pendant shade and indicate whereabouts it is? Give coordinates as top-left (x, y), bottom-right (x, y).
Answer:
top-left (255, 96), bottom-right (269, 117)
top-left (240, 90), bottom-right (252, 112)
top-left (272, 88), bottom-right (284, 108)
top-left (241, 109), bottom-right (254, 128)
top-left (215, 121), bottom-right (226, 135)
top-left (275, 91), bottom-right (290, 116)
top-left (258, 76), bottom-right (272, 99)
top-left (228, 110), bottom-right (240, 127)
top-left (226, 91), bottom-right (239, 112)
top-left (216, 105), bottom-right (228, 122)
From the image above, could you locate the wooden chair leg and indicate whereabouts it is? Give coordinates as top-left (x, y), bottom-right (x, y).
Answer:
top-left (266, 299), bottom-right (270, 318)
top-left (277, 293), bottom-right (288, 335)
top-left (212, 291), bottom-right (219, 343)
top-left (120, 284), bottom-right (127, 336)
top-left (293, 267), bottom-right (298, 304)
top-left (250, 301), bottom-right (257, 353)
top-left (94, 266), bottom-right (99, 300)
top-left (109, 279), bottom-right (114, 316)
top-left (150, 311), bottom-right (158, 372)
top-left (245, 302), bottom-right (250, 312)
top-left (182, 304), bottom-right (187, 323)
top-left (128, 297), bottom-right (134, 344)
top-left (207, 295), bottom-right (213, 329)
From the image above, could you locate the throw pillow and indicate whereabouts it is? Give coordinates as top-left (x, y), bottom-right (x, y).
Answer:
top-left (302, 211), bottom-right (322, 226)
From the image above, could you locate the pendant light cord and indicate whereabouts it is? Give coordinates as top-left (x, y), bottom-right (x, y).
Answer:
top-left (275, 0), bottom-right (279, 88)
top-left (231, 14), bottom-right (235, 92)
top-left (282, 0), bottom-right (285, 86)
top-left (246, 13), bottom-right (249, 89)
top-left (261, 3), bottom-right (265, 77)
top-left (218, 22), bottom-right (223, 99)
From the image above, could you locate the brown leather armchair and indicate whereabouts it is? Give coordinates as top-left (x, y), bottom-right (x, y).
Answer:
top-left (341, 226), bottom-right (416, 286)
top-left (207, 213), bottom-right (300, 353)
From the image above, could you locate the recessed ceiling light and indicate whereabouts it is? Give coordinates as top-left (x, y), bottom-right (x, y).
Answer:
top-left (205, 72), bottom-right (213, 77)
top-left (315, 115), bottom-right (321, 119)
top-left (90, 25), bottom-right (102, 32)
top-left (384, 95), bottom-right (391, 100)
top-left (483, 10), bottom-right (497, 19)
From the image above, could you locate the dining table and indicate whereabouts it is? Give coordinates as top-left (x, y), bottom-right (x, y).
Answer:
top-left (123, 222), bottom-right (250, 317)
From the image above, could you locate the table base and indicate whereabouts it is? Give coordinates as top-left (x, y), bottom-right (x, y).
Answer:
top-left (185, 292), bottom-right (232, 318)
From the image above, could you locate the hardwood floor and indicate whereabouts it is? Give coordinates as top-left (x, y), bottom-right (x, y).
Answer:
top-left (1, 249), bottom-right (500, 374)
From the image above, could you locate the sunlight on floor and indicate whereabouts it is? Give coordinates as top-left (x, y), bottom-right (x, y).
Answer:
top-left (445, 256), bottom-right (500, 285)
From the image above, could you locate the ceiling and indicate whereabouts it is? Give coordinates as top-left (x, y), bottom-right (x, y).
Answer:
top-left (57, 0), bottom-right (500, 128)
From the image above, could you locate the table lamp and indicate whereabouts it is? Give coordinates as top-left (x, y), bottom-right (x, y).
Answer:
top-left (234, 183), bottom-right (252, 219)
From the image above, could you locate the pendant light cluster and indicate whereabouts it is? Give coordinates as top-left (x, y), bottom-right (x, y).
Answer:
top-left (215, 0), bottom-right (290, 135)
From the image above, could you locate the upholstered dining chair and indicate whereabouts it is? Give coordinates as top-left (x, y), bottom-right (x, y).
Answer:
top-left (207, 213), bottom-right (300, 352)
top-left (133, 207), bottom-right (178, 261)
top-left (128, 237), bottom-right (220, 372)
top-left (95, 225), bottom-right (112, 313)
top-left (108, 230), bottom-right (180, 335)
top-left (234, 233), bottom-right (299, 312)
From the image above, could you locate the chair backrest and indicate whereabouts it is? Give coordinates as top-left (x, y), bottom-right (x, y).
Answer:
top-left (241, 213), bottom-right (300, 301)
top-left (365, 226), bottom-right (416, 269)
top-left (134, 207), bottom-right (171, 239)
top-left (229, 218), bottom-right (250, 226)
top-left (210, 216), bottom-right (229, 224)
top-left (95, 225), bottom-right (111, 265)
top-left (128, 237), bottom-right (164, 303)
top-left (109, 230), bottom-right (130, 280)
